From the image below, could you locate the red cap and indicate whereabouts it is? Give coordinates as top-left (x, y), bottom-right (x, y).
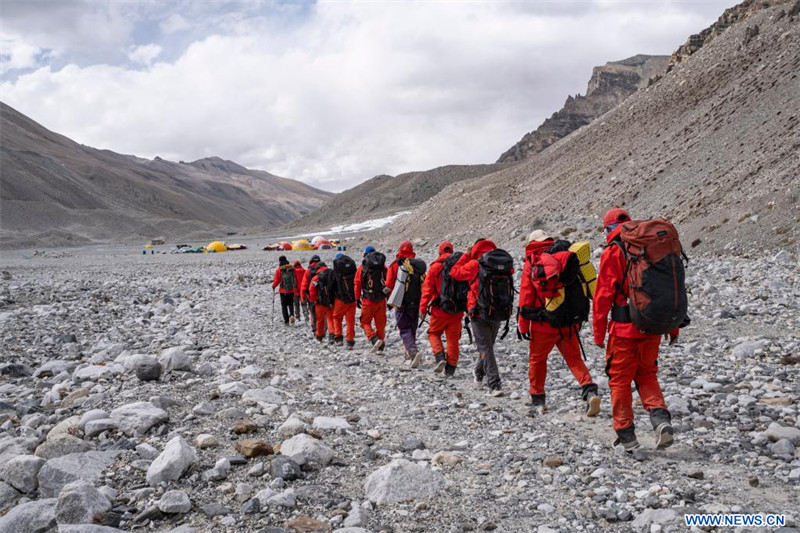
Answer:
top-left (398, 240), bottom-right (414, 254)
top-left (603, 207), bottom-right (631, 228)
top-left (469, 239), bottom-right (496, 260)
top-left (438, 240), bottom-right (453, 255)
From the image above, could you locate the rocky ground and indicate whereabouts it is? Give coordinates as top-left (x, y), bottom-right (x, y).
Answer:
top-left (1, 245), bottom-right (799, 533)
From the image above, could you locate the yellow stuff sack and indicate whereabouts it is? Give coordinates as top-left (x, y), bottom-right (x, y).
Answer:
top-left (544, 288), bottom-right (565, 312)
top-left (569, 241), bottom-right (597, 298)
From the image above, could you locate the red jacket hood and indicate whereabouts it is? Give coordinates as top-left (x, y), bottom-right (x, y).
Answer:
top-left (524, 239), bottom-right (554, 258)
top-left (293, 260), bottom-right (303, 268)
top-left (396, 240), bottom-right (416, 259)
top-left (438, 240), bottom-right (454, 255)
top-left (470, 239), bottom-right (496, 260)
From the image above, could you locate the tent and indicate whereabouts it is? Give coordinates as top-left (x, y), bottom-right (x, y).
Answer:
top-left (263, 243), bottom-right (281, 251)
top-left (291, 239), bottom-right (314, 251)
top-left (311, 235), bottom-right (325, 245)
top-left (206, 241), bottom-right (227, 253)
top-left (227, 243), bottom-right (247, 251)
top-left (314, 239), bottom-right (332, 250)
top-left (278, 241), bottom-right (292, 251)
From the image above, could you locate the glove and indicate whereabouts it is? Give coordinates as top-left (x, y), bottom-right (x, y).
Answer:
top-left (356, 300), bottom-right (362, 309)
top-left (517, 328), bottom-right (530, 341)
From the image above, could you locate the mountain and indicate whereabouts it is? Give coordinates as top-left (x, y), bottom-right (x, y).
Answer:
top-left (384, 0), bottom-right (799, 256)
top-left (286, 163), bottom-right (507, 230)
top-left (0, 103), bottom-right (332, 247)
top-left (497, 54), bottom-right (669, 163)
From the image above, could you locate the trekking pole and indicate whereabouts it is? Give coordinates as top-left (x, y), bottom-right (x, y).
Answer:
top-left (271, 290), bottom-right (276, 323)
top-left (464, 316), bottom-right (473, 344)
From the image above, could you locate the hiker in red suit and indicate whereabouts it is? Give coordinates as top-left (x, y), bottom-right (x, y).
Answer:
top-left (292, 260), bottom-right (307, 323)
top-left (420, 241), bottom-right (472, 378)
top-left (301, 255), bottom-right (323, 333)
top-left (271, 256), bottom-right (297, 325)
top-left (354, 246), bottom-right (387, 352)
top-left (517, 230), bottom-right (600, 417)
top-left (309, 262), bottom-right (336, 342)
top-left (594, 207), bottom-right (677, 452)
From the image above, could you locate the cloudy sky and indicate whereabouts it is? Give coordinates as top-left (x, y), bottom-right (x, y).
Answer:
top-left (0, 0), bottom-right (733, 191)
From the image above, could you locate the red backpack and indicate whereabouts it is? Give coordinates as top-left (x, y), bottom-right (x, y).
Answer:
top-left (615, 219), bottom-right (688, 334)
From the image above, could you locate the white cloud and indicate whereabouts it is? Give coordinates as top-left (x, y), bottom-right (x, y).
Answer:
top-left (160, 13), bottom-right (191, 34)
top-left (0, 1), bottom-right (730, 191)
top-left (0, 35), bottom-right (42, 74)
top-left (127, 44), bottom-right (162, 66)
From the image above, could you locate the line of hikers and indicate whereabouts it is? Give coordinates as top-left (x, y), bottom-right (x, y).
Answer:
top-left (271, 208), bottom-right (689, 452)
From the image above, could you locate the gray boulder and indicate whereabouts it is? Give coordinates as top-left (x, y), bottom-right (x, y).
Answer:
top-left (146, 436), bottom-right (197, 487)
top-left (764, 422), bottom-right (800, 444)
top-left (0, 480), bottom-right (22, 513)
top-left (0, 454), bottom-right (45, 493)
top-left (109, 402), bottom-right (168, 436)
top-left (0, 498), bottom-right (57, 532)
top-left (158, 347), bottom-right (191, 373)
top-left (312, 416), bottom-right (351, 431)
top-left (280, 433), bottom-right (334, 466)
top-left (364, 459), bottom-right (447, 504)
top-left (37, 451), bottom-right (119, 498)
top-left (157, 490), bottom-right (192, 514)
top-left (55, 480), bottom-right (112, 524)
top-left (35, 434), bottom-right (93, 460)
top-left (135, 358), bottom-right (162, 381)
top-left (632, 508), bottom-right (679, 528)
top-left (84, 419), bottom-right (118, 439)
top-left (270, 456), bottom-right (303, 481)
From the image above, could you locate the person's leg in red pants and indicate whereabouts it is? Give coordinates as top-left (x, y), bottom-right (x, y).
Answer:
top-left (606, 334), bottom-right (670, 449)
top-left (332, 299), bottom-right (346, 344)
top-left (343, 302), bottom-right (356, 347)
top-left (315, 304), bottom-right (329, 340)
top-left (428, 313), bottom-right (462, 375)
top-left (360, 302), bottom-right (377, 341)
top-left (528, 330), bottom-right (558, 409)
top-left (374, 302), bottom-right (386, 341)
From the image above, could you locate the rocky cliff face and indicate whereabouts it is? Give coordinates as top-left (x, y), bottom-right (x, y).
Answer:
top-left (497, 55), bottom-right (669, 163)
top-left (668, 0), bottom-right (796, 70)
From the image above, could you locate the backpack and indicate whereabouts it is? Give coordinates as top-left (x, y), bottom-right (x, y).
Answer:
top-left (314, 268), bottom-right (335, 307)
top-left (520, 241), bottom-right (590, 328)
top-left (333, 255), bottom-right (357, 303)
top-left (305, 262), bottom-right (321, 297)
top-left (400, 258), bottom-right (427, 309)
top-left (437, 252), bottom-right (470, 314)
top-left (361, 252), bottom-right (387, 302)
top-left (279, 265), bottom-right (296, 292)
top-left (614, 218), bottom-right (688, 334)
top-left (474, 249), bottom-right (515, 322)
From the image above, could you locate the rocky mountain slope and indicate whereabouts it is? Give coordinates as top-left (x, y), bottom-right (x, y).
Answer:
top-left (0, 103), bottom-right (332, 247)
top-left (497, 55), bottom-right (669, 164)
top-left (287, 164), bottom-right (506, 230)
top-left (387, 0), bottom-right (800, 256)
top-left (0, 247), bottom-right (797, 532)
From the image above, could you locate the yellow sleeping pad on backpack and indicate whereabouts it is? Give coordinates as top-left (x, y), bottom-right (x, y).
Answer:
top-left (569, 241), bottom-right (597, 298)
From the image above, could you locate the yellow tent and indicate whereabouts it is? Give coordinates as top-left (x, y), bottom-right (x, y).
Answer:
top-left (206, 241), bottom-right (227, 253)
top-left (291, 239), bottom-right (314, 251)
top-left (144, 244), bottom-right (152, 249)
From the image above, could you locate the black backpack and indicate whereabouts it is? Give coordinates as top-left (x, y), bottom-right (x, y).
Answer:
top-left (474, 249), bottom-right (515, 322)
top-left (333, 255), bottom-right (357, 303)
top-left (279, 265), bottom-right (296, 292)
top-left (437, 252), bottom-right (470, 314)
top-left (361, 252), bottom-right (387, 302)
top-left (314, 268), bottom-right (335, 307)
top-left (400, 258), bottom-right (427, 309)
top-left (523, 241), bottom-right (590, 329)
top-left (305, 262), bottom-right (321, 298)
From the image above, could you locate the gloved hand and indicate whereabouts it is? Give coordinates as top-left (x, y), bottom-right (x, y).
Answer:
top-left (517, 328), bottom-right (530, 341)
top-left (356, 300), bottom-right (362, 309)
